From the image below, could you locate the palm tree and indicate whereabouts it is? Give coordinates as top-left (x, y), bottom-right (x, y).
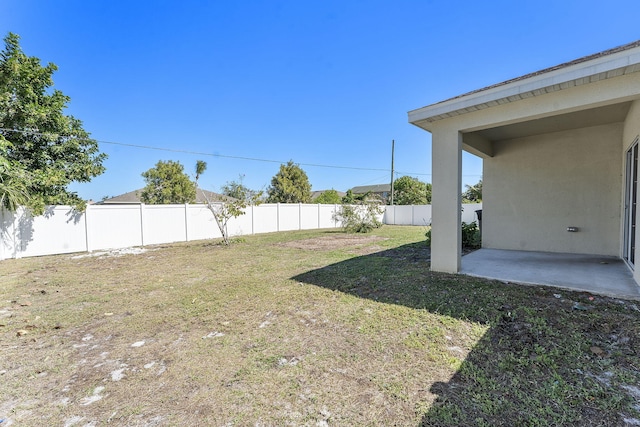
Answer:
top-left (463, 180), bottom-right (482, 202)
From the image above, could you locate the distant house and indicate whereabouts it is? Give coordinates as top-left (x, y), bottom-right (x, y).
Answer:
top-left (350, 184), bottom-right (391, 202)
top-left (99, 189), bottom-right (232, 204)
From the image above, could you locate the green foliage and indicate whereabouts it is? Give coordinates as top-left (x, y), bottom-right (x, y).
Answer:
top-left (221, 174), bottom-right (263, 204)
top-left (314, 189), bottom-right (342, 204)
top-left (462, 221), bottom-right (481, 249)
top-left (341, 189), bottom-right (356, 204)
top-left (392, 176), bottom-right (431, 205)
top-left (0, 140), bottom-right (30, 211)
top-left (334, 201), bottom-right (384, 233)
top-left (0, 32), bottom-right (106, 214)
top-left (141, 160), bottom-right (196, 204)
top-left (425, 221), bottom-right (481, 249)
top-left (195, 160), bottom-right (207, 181)
top-left (342, 189), bottom-right (376, 204)
top-left (266, 160), bottom-right (311, 203)
top-left (463, 179), bottom-right (483, 203)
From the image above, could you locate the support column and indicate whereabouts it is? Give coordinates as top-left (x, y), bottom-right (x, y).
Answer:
top-left (431, 127), bottom-right (462, 273)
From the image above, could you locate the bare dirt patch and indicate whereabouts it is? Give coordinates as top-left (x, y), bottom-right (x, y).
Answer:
top-left (70, 247), bottom-right (152, 259)
top-left (278, 234), bottom-right (388, 251)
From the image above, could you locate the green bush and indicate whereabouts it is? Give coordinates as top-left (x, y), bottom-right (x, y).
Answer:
top-left (314, 189), bottom-right (342, 204)
top-left (425, 222), bottom-right (481, 249)
top-left (334, 202), bottom-right (383, 233)
top-left (461, 221), bottom-right (481, 249)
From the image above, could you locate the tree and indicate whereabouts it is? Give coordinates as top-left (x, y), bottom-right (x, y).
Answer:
top-left (342, 189), bottom-right (356, 204)
top-left (195, 161), bottom-right (257, 245)
top-left (393, 176), bottom-right (432, 205)
top-left (221, 174), bottom-right (263, 204)
top-left (462, 179), bottom-right (482, 202)
top-left (195, 160), bottom-right (206, 182)
top-left (266, 160), bottom-right (311, 203)
top-left (314, 189), bottom-right (342, 204)
top-left (140, 160), bottom-right (196, 204)
top-left (0, 140), bottom-right (30, 211)
top-left (342, 189), bottom-right (372, 204)
top-left (0, 32), bottom-right (106, 214)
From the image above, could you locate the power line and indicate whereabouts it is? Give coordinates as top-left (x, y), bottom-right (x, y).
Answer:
top-left (99, 139), bottom-right (395, 172)
top-left (357, 173), bottom-right (392, 186)
top-left (0, 127), bottom-right (433, 176)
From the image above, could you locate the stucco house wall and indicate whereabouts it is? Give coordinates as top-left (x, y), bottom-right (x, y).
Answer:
top-left (483, 123), bottom-right (623, 255)
top-left (623, 100), bottom-right (640, 145)
top-left (622, 100), bottom-right (640, 283)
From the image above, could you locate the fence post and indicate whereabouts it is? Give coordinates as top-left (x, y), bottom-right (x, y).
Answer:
top-left (184, 203), bottom-right (189, 242)
top-left (85, 204), bottom-right (92, 252)
top-left (318, 204), bottom-right (321, 229)
top-left (13, 207), bottom-right (21, 259)
top-left (412, 205), bottom-right (415, 226)
top-left (277, 203), bottom-right (280, 232)
top-left (251, 204), bottom-right (255, 235)
top-left (299, 203), bottom-right (302, 230)
top-left (0, 209), bottom-right (9, 260)
top-left (0, 209), bottom-right (4, 260)
top-left (140, 203), bottom-right (145, 247)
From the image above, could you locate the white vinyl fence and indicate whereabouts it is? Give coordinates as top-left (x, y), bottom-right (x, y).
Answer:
top-left (0, 202), bottom-right (481, 260)
top-left (383, 203), bottom-right (482, 226)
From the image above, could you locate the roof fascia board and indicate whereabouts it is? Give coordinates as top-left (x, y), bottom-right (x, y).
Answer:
top-left (408, 47), bottom-right (640, 125)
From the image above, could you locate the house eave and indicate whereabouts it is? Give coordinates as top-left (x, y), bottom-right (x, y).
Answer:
top-left (408, 43), bottom-right (640, 130)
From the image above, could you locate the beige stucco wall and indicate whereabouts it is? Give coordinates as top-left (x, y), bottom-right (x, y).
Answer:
top-left (623, 100), bottom-right (640, 153)
top-left (622, 100), bottom-right (640, 281)
top-left (483, 123), bottom-right (623, 256)
top-left (430, 126), bottom-right (462, 272)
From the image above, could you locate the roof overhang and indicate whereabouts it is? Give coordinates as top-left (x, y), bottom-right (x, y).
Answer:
top-left (408, 41), bottom-right (640, 131)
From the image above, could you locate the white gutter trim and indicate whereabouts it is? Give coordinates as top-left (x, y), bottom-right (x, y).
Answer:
top-left (408, 47), bottom-right (640, 125)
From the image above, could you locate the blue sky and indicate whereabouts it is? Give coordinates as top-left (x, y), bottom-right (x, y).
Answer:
top-left (2, 1), bottom-right (640, 201)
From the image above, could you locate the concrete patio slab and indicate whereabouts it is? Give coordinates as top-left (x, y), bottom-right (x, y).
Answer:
top-left (461, 249), bottom-right (640, 300)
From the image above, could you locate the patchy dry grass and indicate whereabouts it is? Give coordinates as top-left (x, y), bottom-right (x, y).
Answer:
top-left (0, 226), bottom-right (639, 426)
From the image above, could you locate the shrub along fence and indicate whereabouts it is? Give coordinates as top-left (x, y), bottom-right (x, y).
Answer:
top-left (0, 202), bottom-right (481, 260)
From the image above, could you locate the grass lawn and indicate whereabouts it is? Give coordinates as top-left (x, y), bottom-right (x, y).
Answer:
top-left (0, 226), bottom-right (639, 426)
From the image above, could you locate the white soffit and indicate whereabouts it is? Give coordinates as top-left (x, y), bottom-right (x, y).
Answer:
top-left (408, 42), bottom-right (640, 126)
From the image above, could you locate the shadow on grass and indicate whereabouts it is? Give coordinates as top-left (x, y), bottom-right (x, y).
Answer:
top-left (292, 242), bottom-right (640, 426)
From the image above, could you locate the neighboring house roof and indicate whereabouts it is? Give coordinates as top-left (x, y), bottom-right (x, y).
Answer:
top-left (311, 190), bottom-right (346, 199)
top-left (409, 39), bottom-right (640, 128)
top-left (99, 190), bottom-right (144, 204)
top-left (99, 189), bottom-right (233, 204)
top-left (350, 184), bottom-right (391, 194)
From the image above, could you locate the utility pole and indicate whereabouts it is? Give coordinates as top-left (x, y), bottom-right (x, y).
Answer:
top-left (390, 139), bottom-right (395, 205)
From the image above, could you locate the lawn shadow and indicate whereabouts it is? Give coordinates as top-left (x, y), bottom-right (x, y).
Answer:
top-left (292, 242), bottom-right (640, 426)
